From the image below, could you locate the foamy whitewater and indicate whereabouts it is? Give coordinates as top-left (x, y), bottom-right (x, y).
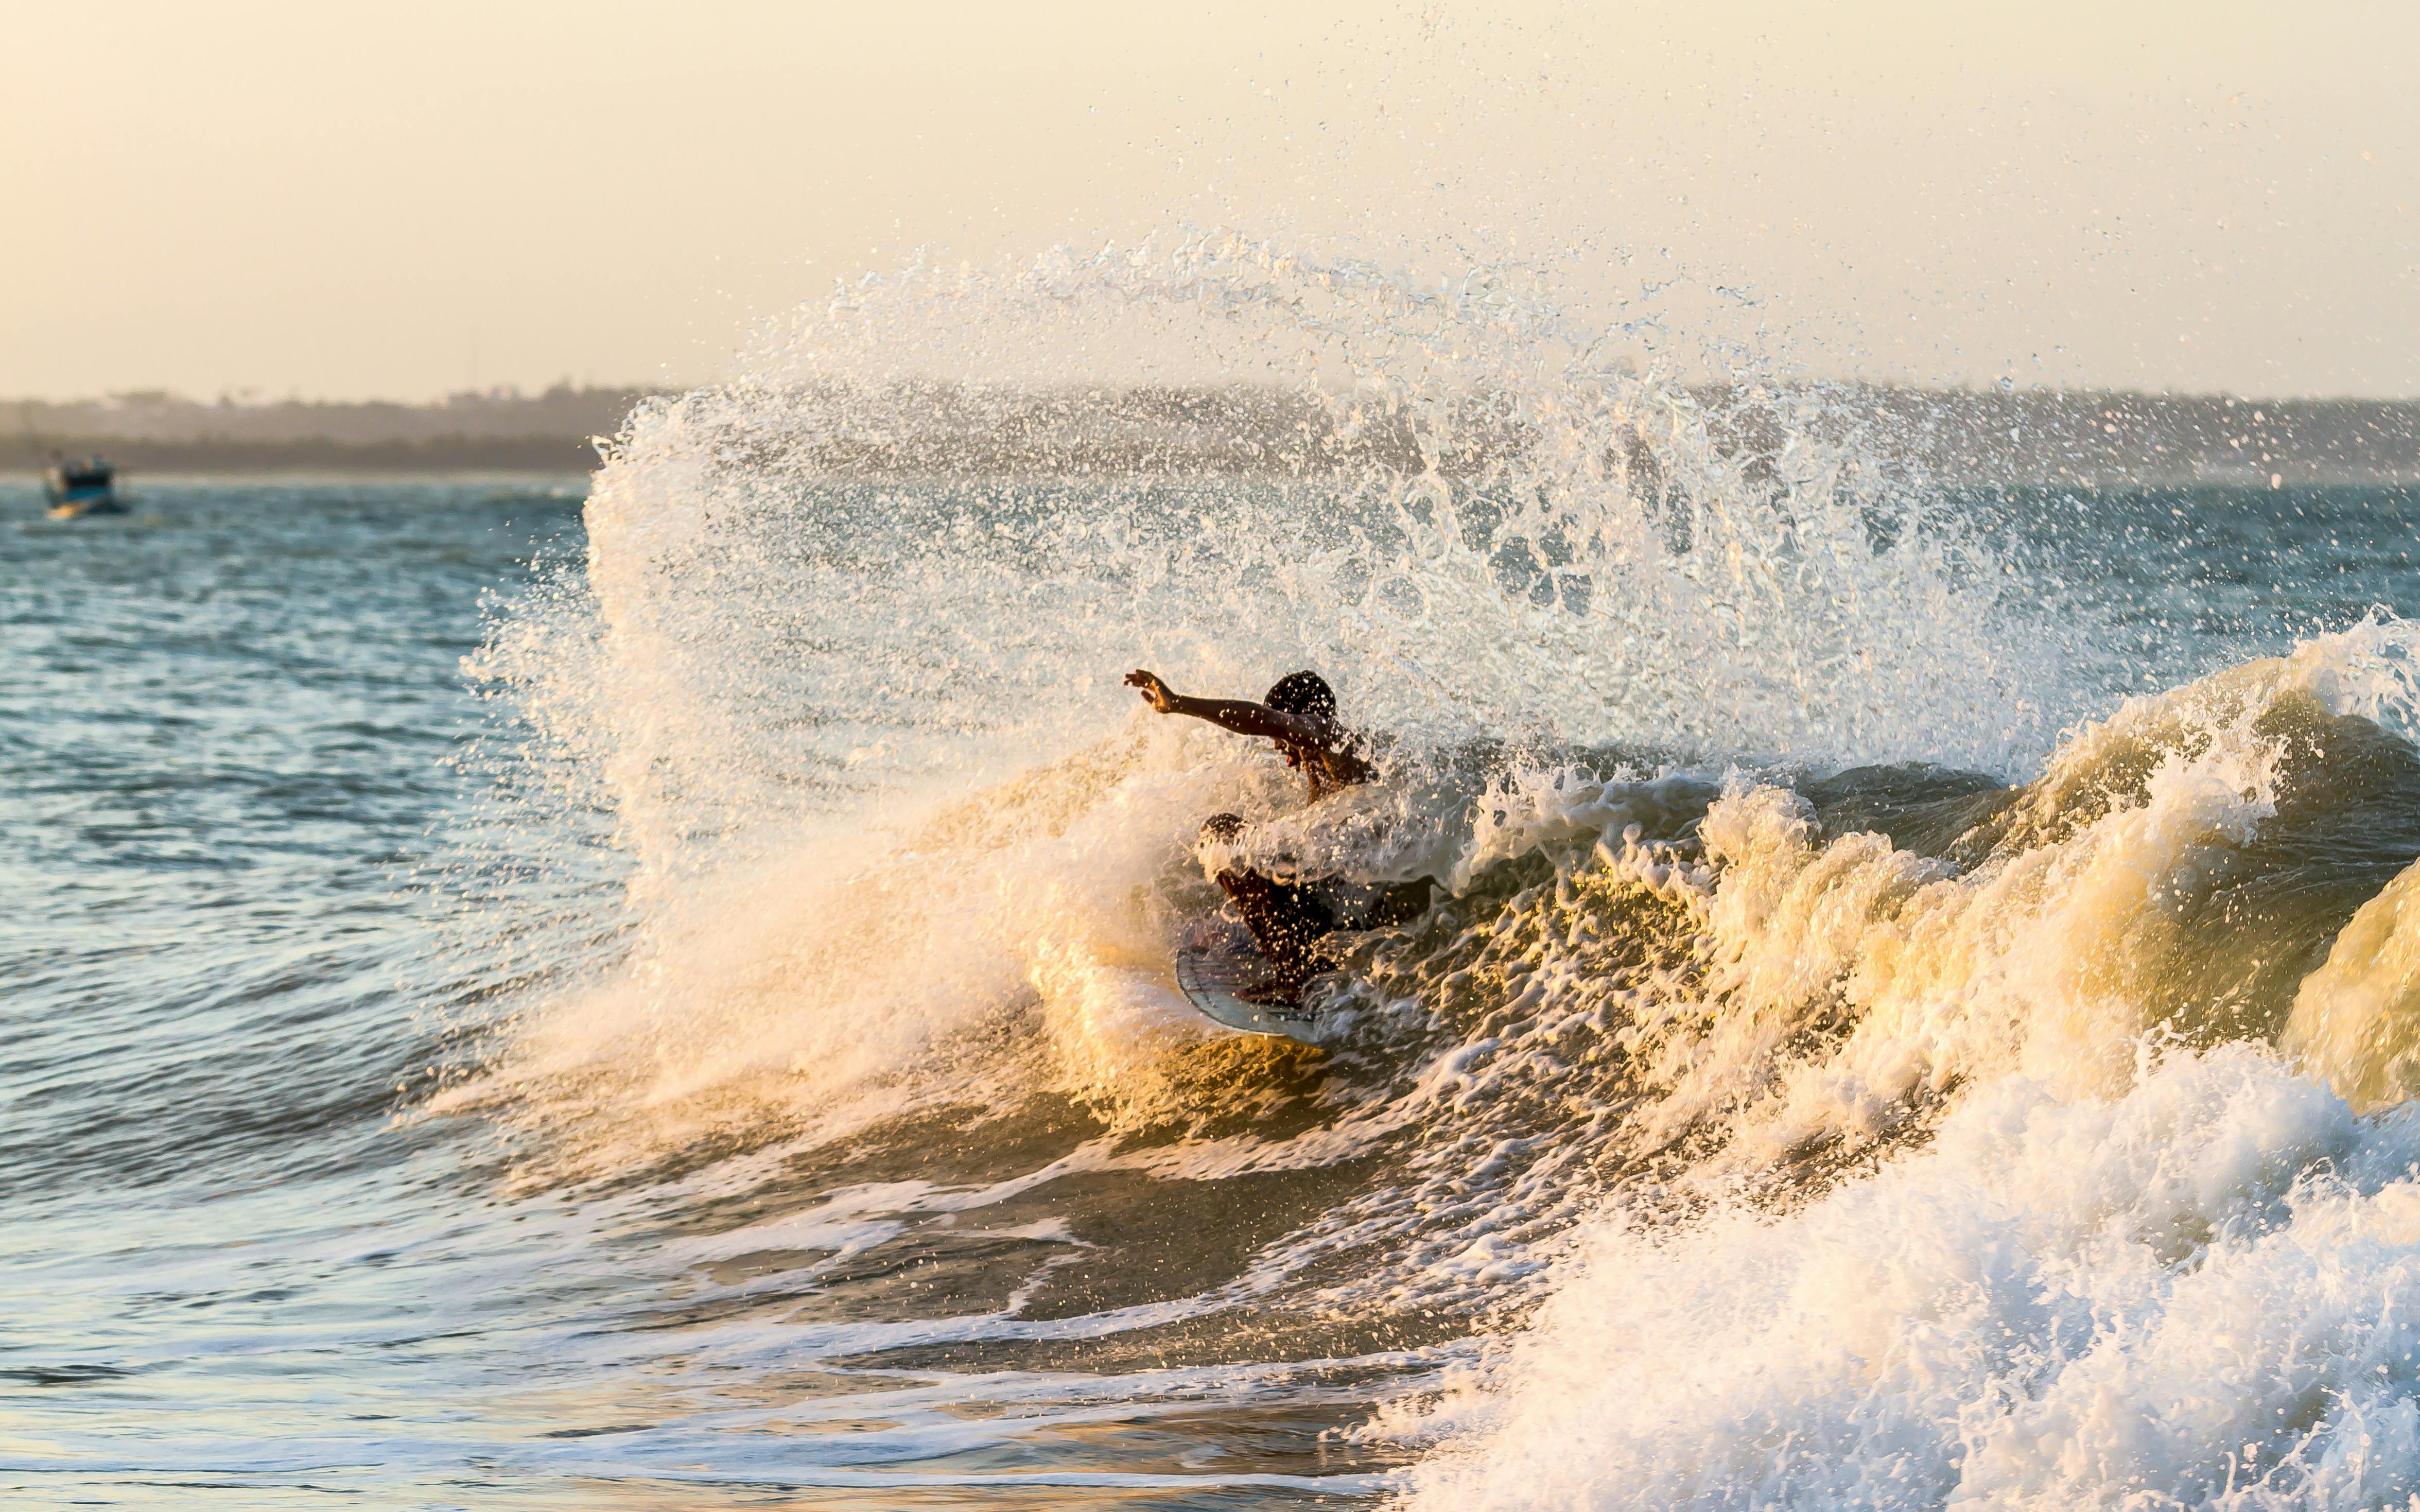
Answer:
top-left (11, 240), bottom-right (2420, 1508)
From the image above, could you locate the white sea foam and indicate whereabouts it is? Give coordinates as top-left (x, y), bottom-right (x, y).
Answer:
top-left (1394, 1047), bottom-right (2420, 1511)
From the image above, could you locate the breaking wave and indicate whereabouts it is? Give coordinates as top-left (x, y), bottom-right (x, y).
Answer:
top-left (446, 236), bottom-right (2420, 1505)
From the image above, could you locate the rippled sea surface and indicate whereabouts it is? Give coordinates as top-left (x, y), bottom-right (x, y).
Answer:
top-left (2, 480), bottom-right (615, 1507)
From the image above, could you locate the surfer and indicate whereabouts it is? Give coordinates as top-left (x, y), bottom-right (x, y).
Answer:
top-left (1125, 668), bottom-right (1430, 987)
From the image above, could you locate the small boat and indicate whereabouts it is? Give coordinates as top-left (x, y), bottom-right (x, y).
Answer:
top-left (43, 455), bottom-right (127, 519)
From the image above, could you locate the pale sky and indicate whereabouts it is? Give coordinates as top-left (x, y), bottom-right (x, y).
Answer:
top-left (7, 1), bottom-right (2416, 399)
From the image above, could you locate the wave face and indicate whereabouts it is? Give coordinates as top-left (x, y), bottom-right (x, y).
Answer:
top-left (16, 247), bottom-right (2420, 1508)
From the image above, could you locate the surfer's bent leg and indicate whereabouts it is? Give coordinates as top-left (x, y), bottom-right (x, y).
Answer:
top-left (1199, 813), bottom-right (1338, 983)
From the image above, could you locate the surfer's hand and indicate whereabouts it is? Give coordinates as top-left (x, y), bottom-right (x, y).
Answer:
top-left (1124, 669), bottom-right (1178, 714)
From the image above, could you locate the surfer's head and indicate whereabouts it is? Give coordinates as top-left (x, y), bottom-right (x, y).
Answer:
top-left (1263, 671), bottom-right (1336, 770)
top-left (1263, 671), bottom-right (1336, 720)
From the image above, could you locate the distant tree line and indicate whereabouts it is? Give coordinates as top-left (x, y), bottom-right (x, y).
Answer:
top-left (5, 381), bottom-right (2415, 482)
top-left (2, 383), bottom-right (653, 473)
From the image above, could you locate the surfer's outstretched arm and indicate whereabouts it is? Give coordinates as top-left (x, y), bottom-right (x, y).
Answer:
top-left (1123, 669), bottom-right (1330, 746)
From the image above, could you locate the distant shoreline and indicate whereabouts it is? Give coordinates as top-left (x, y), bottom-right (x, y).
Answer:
top-left (4, 385), bottom-right (643, 476)
top-left (9, 384), bottom-right (2416, 484)
top-left (2, 434), bottom-right (606, 474)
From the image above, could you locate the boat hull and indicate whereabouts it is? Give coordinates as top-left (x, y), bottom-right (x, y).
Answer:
top-left (47, 496), bottom-right (128, 520)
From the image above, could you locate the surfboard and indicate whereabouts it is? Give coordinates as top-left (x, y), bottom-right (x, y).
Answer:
top-left (1174, 919), bottom-right (1320, 1043)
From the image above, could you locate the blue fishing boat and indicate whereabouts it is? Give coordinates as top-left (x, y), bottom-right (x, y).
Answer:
top-left (43, 454), bottom-right (126, 518)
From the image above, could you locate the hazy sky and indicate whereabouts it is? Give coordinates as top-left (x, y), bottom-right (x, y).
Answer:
top-left (7, 1), bottom-right (2415, 399)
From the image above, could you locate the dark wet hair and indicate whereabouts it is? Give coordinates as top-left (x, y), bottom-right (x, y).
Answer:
top-left (1199, 812), bottom-right (1246, 842)
top-left (1263, 671), bottom-right (1336, 720)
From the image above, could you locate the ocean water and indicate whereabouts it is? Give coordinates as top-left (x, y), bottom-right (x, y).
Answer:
top-left (12, 251), bottom-right (2420, 1510)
